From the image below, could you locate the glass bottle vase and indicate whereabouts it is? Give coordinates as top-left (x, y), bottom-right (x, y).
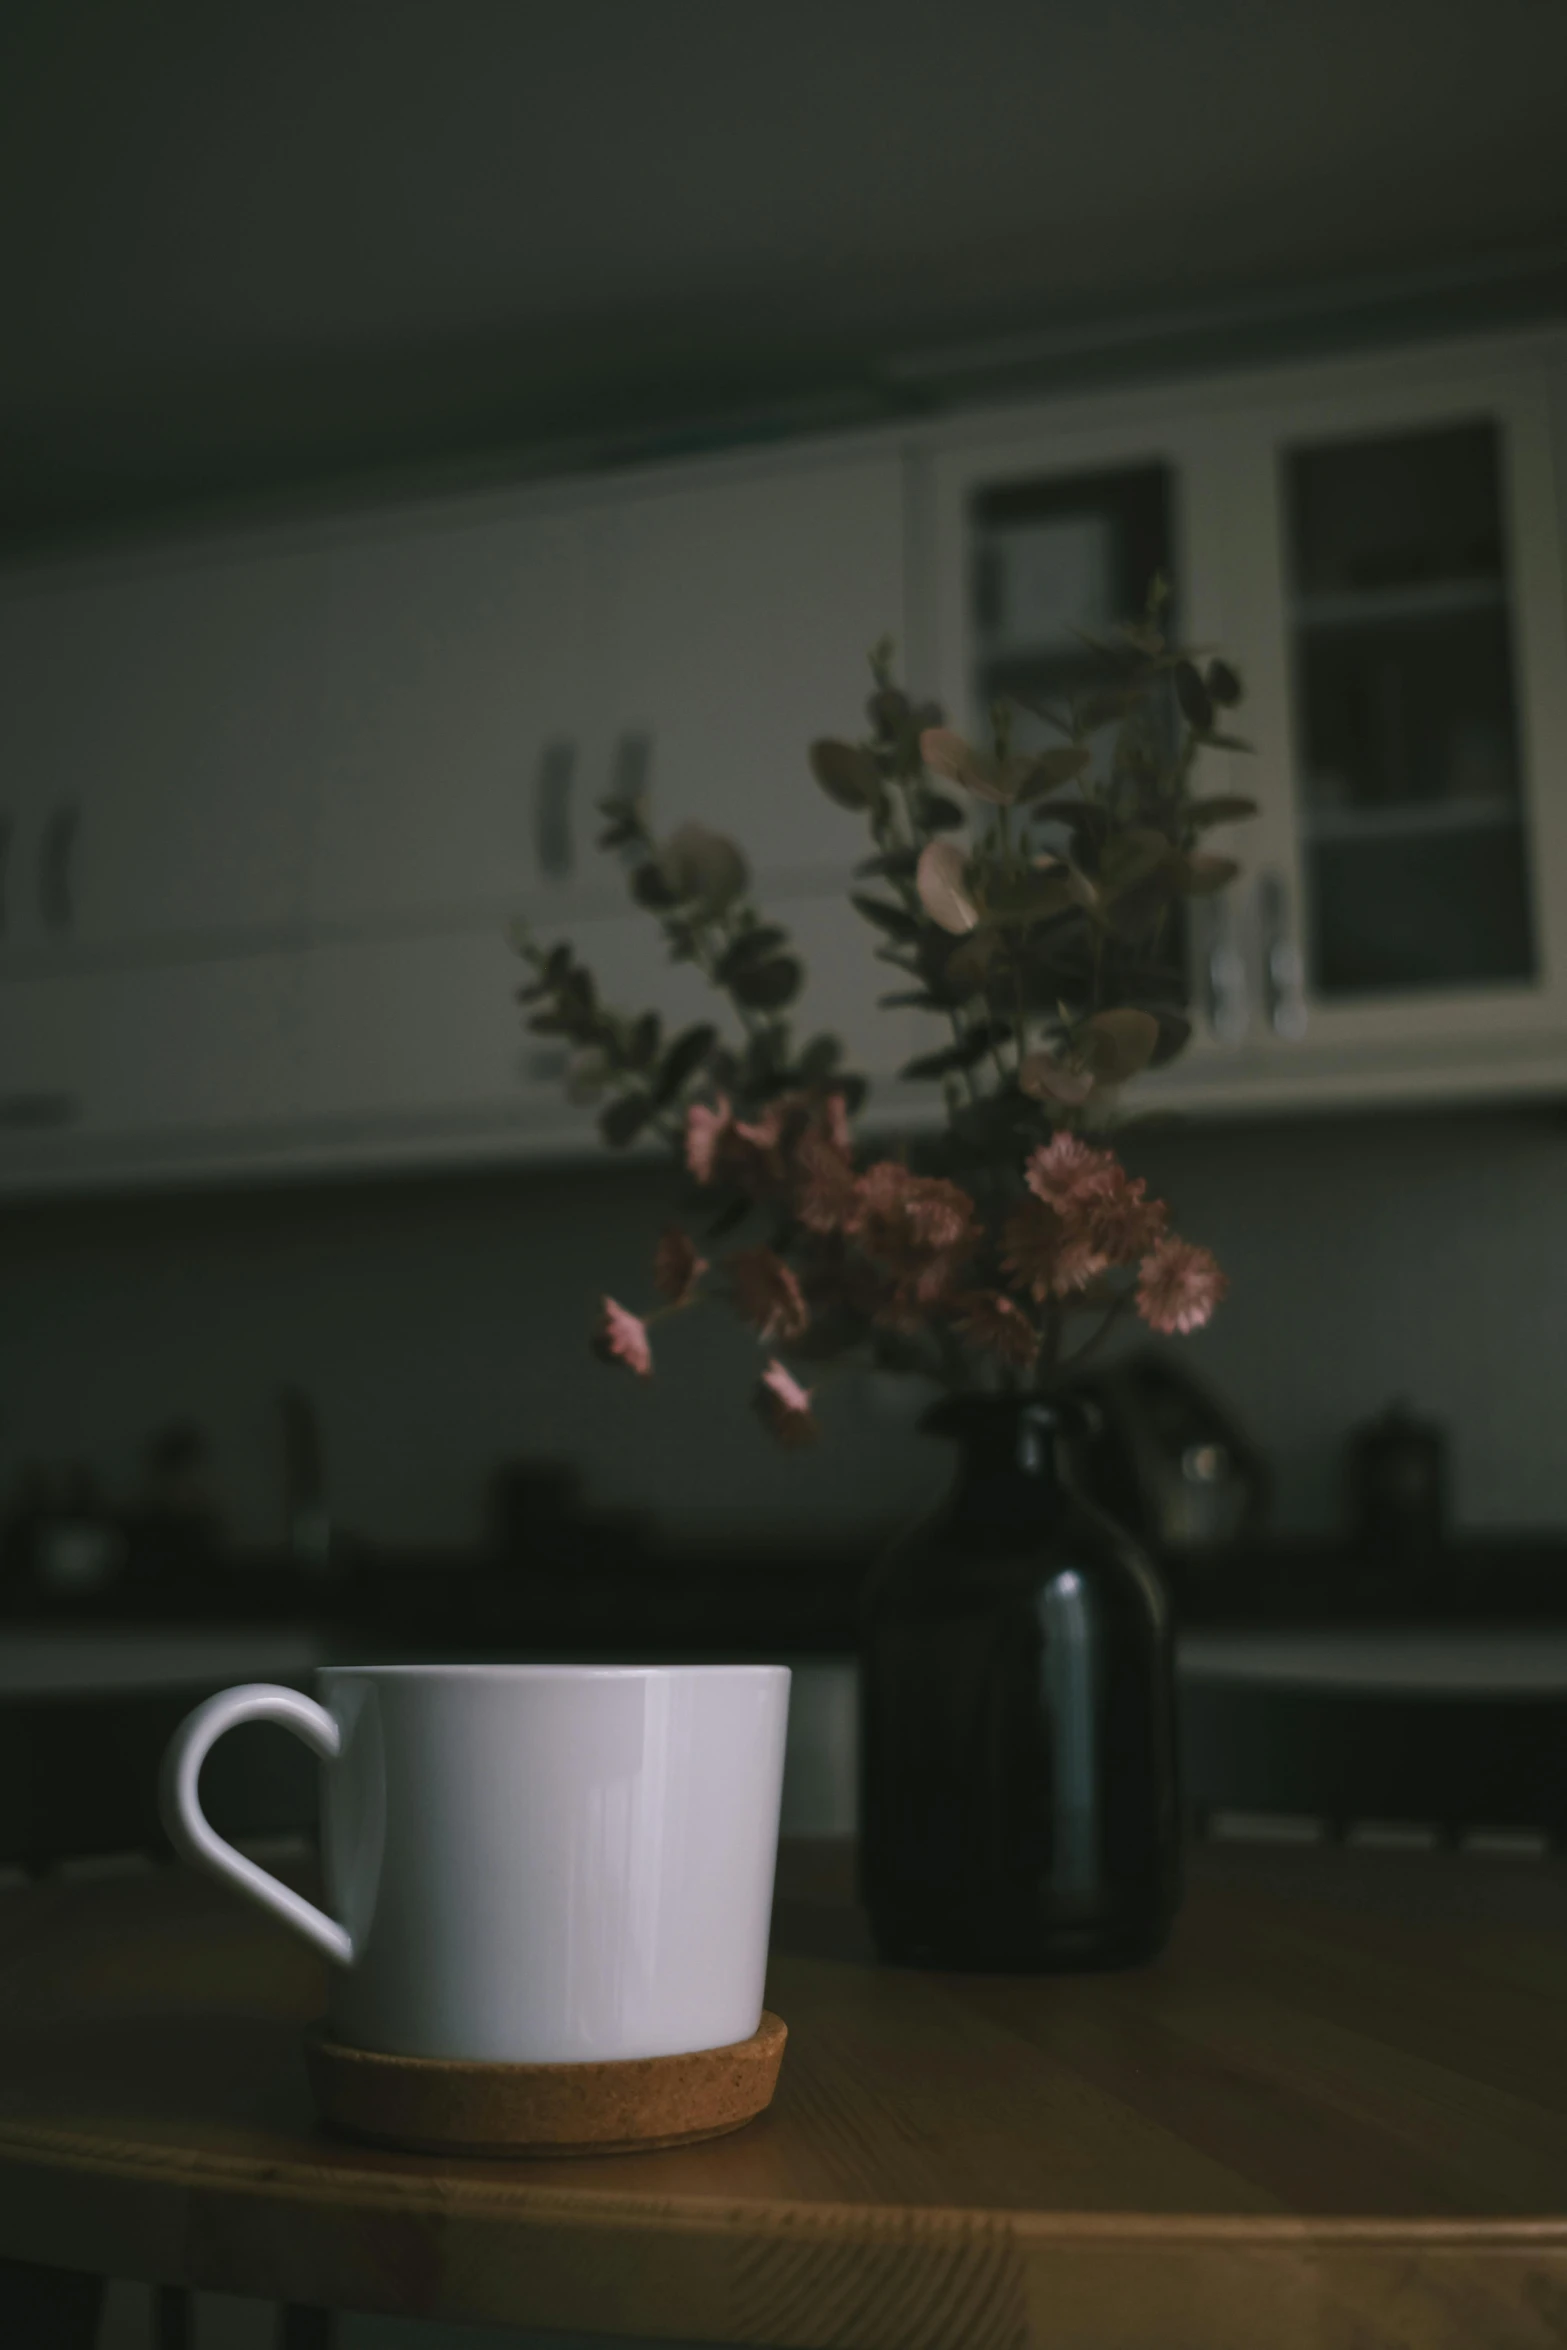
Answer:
top-left (859, 1394), bottom-right (1181, 1970)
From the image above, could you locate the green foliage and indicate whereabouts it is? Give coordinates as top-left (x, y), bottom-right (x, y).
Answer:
top-left (511, 576), bottom-right (1256, 1179)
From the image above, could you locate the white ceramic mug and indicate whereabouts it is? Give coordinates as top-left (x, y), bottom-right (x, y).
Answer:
top-left (160, 1662), bottom-right (790, 2065)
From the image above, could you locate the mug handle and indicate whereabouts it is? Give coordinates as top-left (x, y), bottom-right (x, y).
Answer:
top-left (159, 1683), bottom-right (355, 1968)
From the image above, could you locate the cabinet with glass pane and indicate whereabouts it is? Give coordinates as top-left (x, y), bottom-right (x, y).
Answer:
top-left (925, 334), bottom-right (1567, 1113)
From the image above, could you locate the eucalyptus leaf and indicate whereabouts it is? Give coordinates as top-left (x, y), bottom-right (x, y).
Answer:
top-left (809, 739), bottom-right (882, 809)
top-left (1174, 659), bottom-right (1215, 734)
top-left (850, 894), bottom-right (923, 944)
top-left (659, 822), bottom-right (749, 915)
top-left (1083, 1007), bottom-right (1161, 1083)
top-left (600, 1092), bottom-right (653, 1149)
top-left (715, 925), bottom-right (788, 982)
top-left (1012, 744), bottom-right (1093, 801)
top-left (631, 861), bottom-right (679, 911)
top-left (796, 1033), bottom-right (844, 1083)
top-left (627, 1011), bottom-right (662, 1070)
top-left (653, 1023), bottom-right (718, 1105)
top-left (983, 867), bottom-right (1078, 924)
top-left (1180, 853), bottom-right (1241, 896)
top-left (1206, 657), bottom-right (1243, 708)
top-left (731, 956), bottom-right (802, 1011)
top-left (1098, 828), bottom-right (1174, 899)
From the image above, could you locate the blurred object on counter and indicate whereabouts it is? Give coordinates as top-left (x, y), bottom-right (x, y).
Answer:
top-left (1, 1462), bottom-right (127, 1596)
top-left (487, 1458), bottom-right (583, 1558)
top-left (279, 1385), bottom-right (336, 1574)
top-left (1347, 1399), bottom-right (1449, 1581)
top-left (1067, 1353), bottom-right (1270, 1583)
top-left (126, 1421), bottom-right (224, 1575)
top-left (487, 1456), bottom-right (652, 1572)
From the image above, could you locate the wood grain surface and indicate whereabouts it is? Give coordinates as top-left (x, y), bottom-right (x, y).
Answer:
top-left (0, 1840), bottom-right (1565, 2349)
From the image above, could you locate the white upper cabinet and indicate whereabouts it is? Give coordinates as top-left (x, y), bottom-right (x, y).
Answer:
top-left (311, 496), bottom-right (613, 932)
top-left (607, 452), bottom-right (906, 888)
top-left (924, 335), bottom-right (1567, 1113)
top-left (0, 539), bottom-right (326, 960)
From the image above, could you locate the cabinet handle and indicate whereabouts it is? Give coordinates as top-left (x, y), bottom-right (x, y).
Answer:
top-left (1200, 897), bottom-right (1249, 1045)
top-left (0, 813), bottom-right (12, 938)
top-left (610, 730), bottom-right (653, 809)
top-left (1259, 873), bottom-right (1308, 1040)
top-left (39, 803), bottom-right (80, 932)
top-left (534, 742), bottom-right (575, 880)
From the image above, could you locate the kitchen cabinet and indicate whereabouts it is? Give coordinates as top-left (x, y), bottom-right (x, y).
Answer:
top-left (924, 331), bottom-right (1567, 1113)
top-left (0, 537), bottom-right (326, 962)
top-left (310, 493), bottom-right (615, 933)
top-left (285, 889), bottom-right (927, 1178)
top-left (607, 452), bottom-right (906, 885)
top-left (0, 952), bottom-right (307, 1194)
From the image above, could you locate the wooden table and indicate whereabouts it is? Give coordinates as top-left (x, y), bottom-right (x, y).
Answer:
top-left (2, 1841), bottom-right (1567, 2350)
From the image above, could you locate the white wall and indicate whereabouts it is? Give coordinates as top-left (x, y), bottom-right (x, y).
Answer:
top-left (2, 1101), bottom-right (1566, 1551)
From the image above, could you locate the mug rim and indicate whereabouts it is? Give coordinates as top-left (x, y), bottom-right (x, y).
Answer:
top-left (315, 1661), bottom-right (791, 1680)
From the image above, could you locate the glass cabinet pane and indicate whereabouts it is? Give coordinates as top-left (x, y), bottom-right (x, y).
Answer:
top-left (1285, 420), bottom-right (1534, 997)
top-left (972, 464), bottom-right (1173, 754)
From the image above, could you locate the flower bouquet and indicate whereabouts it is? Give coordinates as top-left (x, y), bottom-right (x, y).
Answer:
top-left (513, 583), bottom-right (1254, 1443)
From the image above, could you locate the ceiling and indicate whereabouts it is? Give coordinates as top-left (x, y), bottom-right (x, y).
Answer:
top-left (4, 0), bottom-right (1567, 549)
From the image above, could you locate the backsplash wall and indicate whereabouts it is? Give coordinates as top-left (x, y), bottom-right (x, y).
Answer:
top-left (3, 1102), bottom-right (1565, 1551)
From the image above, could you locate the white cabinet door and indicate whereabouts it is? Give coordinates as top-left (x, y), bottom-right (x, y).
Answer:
top-left (608, 453), bottom-right (906, 889)
top-left (0, 540), bottom-right (326, 959)
top-left (291, 910), bottom-right (720, 1169)
top-left (0, 953), bottom-right (307, 1195)
top-left (312, 496), bottom-right (616, 933)
top-left (925, 338), bottom-right (1567, 1117)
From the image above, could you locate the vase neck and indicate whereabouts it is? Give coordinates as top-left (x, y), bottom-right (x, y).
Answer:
top-left (943, 1400), bottom-right (1071, 1525)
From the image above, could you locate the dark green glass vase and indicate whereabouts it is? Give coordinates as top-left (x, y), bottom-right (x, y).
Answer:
top-left (860, 1394), bottom-right (1181, 1971)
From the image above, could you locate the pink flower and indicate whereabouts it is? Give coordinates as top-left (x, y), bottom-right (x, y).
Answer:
top-left (849, 1161), bottom-right (981, 1307)
top-left (952, 1290), bottom-right (1040, 1371)
top-left (1023, 1133), bottom-right (1121, 1215)
top-left (852, 1162), bottom-right (978, 1257)
top-left (1015, 1136), bottom-right (1168, 1289)
top-left (822, 1092), bottom-right (854, 1156)
top-left (594, 1296), bottom-right (652, 1376)
top-left (685, 1096), bottom-right (733, 1184)
top-left (652, 1226), bottom-right (708, 1308)
top-left (792, 1123), bottom-right (859, 1235)
top-left (753, 1358), bottom-right (819, 1448)
top-left (729, 1103), bottom-right (790, 1192)
top-left (1136, 1239), bottom-right (1228, 1335)
top-left (727, 1246), bottom-right (811, 1344)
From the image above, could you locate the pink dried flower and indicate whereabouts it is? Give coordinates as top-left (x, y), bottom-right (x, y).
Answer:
top-left (727, 1246), bottom-right (811, 1344)
top-left (1137, 1238), bottom-right (1228, 1335)
top-left (685, 1096), bottom-right (732, 1184)
top-left (822, 1093), bottom-right (854, 1155)
top-left (1017, 1135), bottom-right (1168, 1288)
top-left (952, 1290), bottom-right (1040, 1371)
top-left (1023, 1133), bottom-right (1121, 1214)
top-left (1095, 1182), bottom-right (1168, 1264)
top-left (652, 1225), bottom-right (708, 1308)
top-left (792, 1124), bottom-right (859, 1235)
top-left (1000, 1198), bottom-right (1067, 1303)
top-left (594, 1296), bottom-right (652, 1377)
top-left (852, 1162), bottom-right (979, 1258)
top-left (753, 1358), bottom-right (819, 1448)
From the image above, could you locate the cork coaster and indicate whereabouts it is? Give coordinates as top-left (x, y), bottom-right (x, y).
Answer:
top-left (304, 2012), bottom-right (787, 2158)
